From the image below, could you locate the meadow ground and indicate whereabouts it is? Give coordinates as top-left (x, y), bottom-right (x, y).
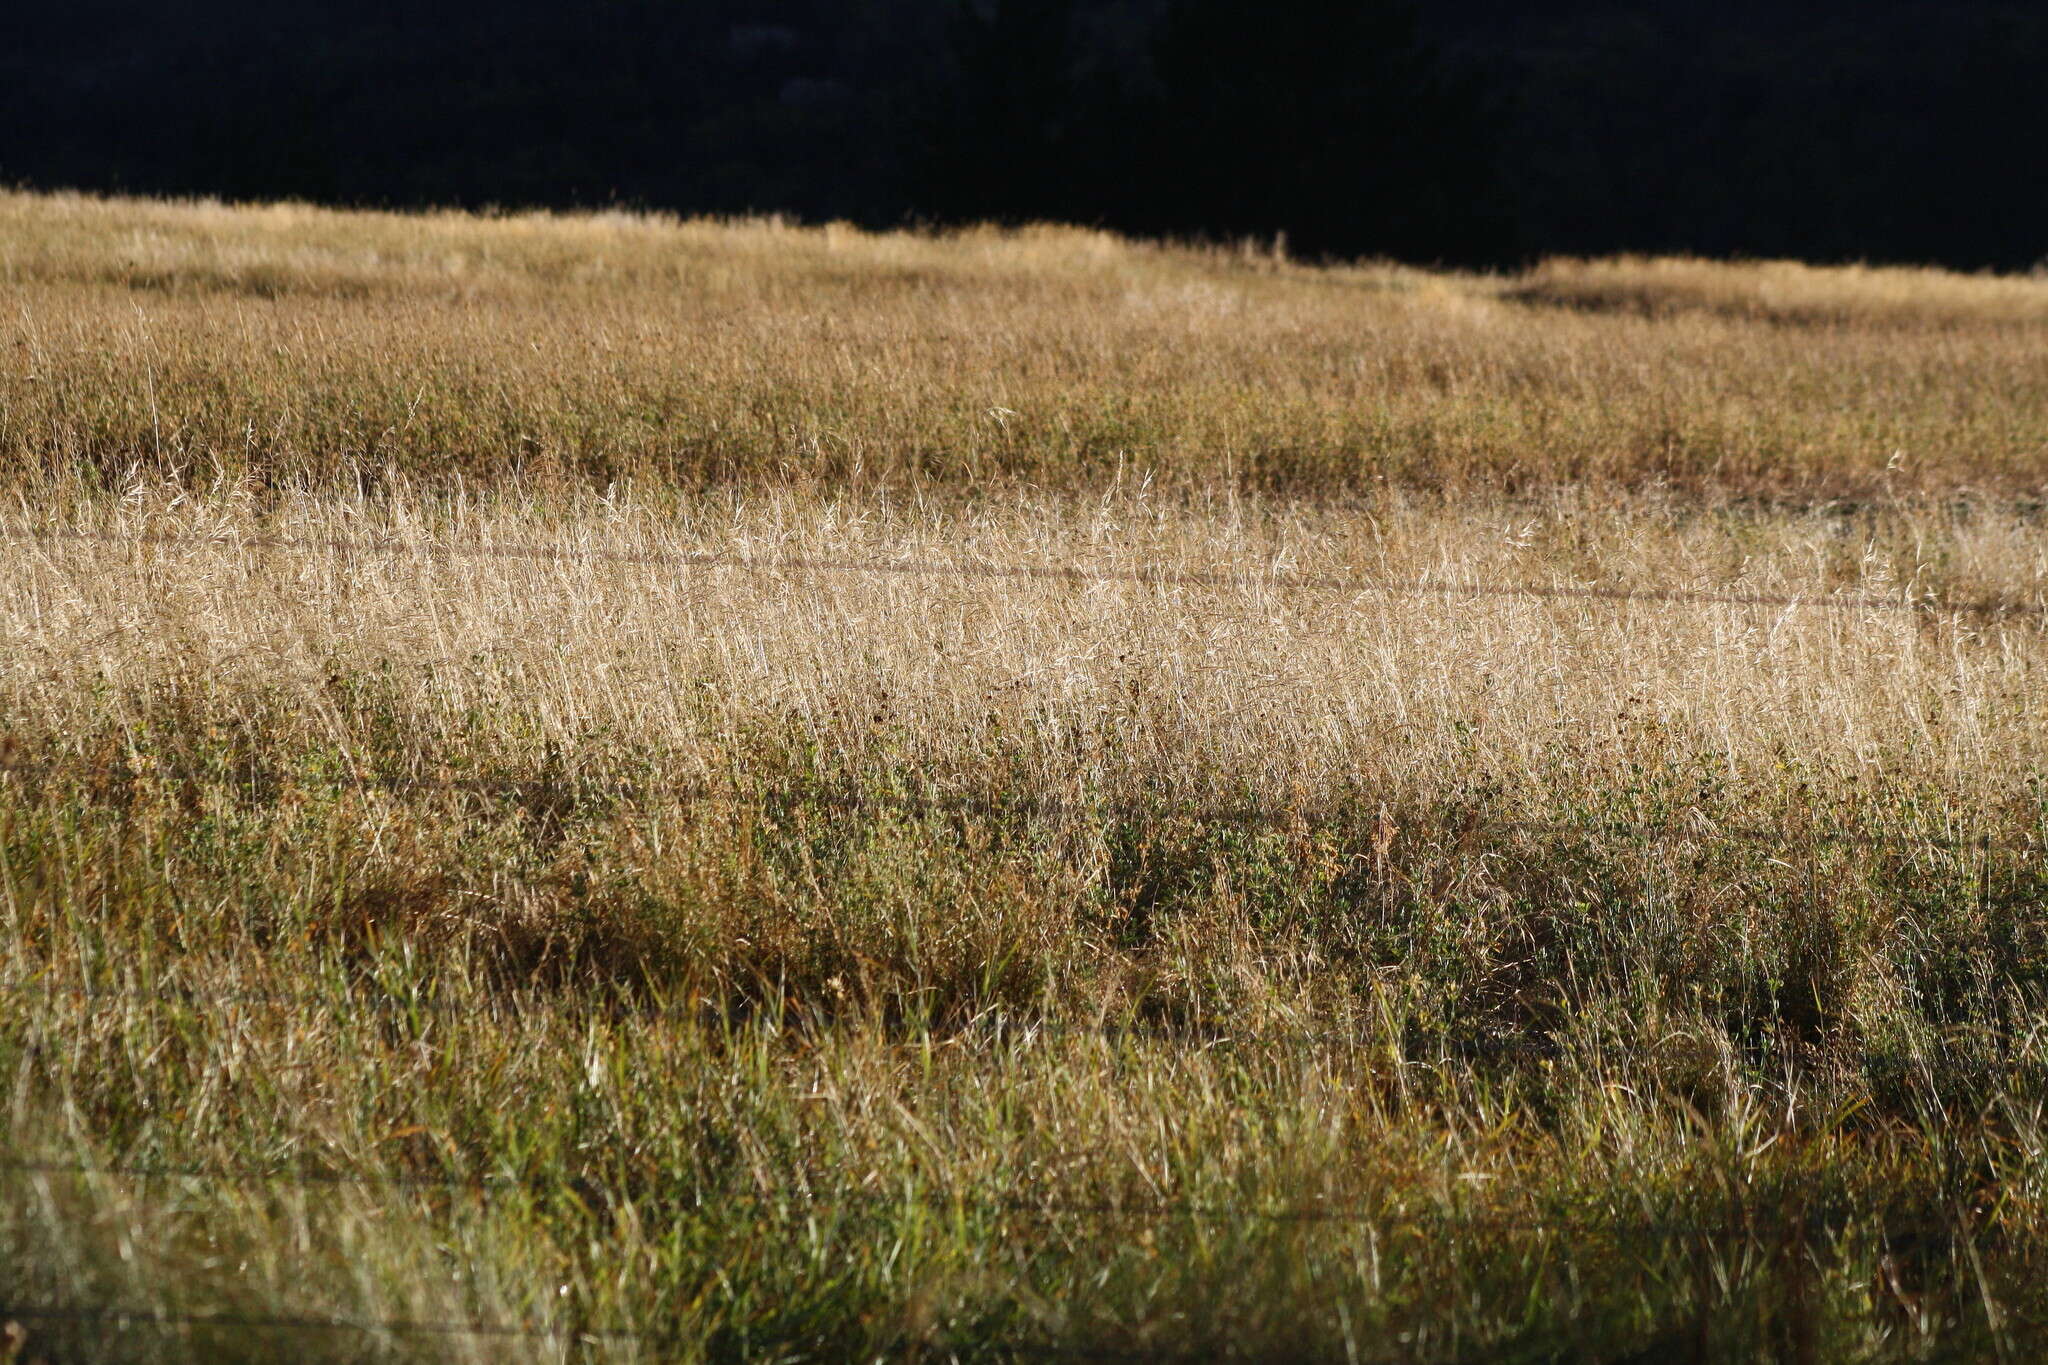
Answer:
top-left (4, 191), bottom-right (2048, 1362)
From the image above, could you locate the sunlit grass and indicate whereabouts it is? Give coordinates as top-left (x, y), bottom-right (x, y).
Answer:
top-left (5, 190), bottom-right (2048, 499)
top-left (4, 191), bottom-right (2048, 1360)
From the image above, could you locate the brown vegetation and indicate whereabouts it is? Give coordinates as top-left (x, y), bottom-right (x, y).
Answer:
top-left (5, 192), bottom-right (2048, 1361)
top-left (6, 191), bottom-right (2048, 501)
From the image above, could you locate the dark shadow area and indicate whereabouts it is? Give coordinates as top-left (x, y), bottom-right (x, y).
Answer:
top-left (3, 0), bottom-right (2044, 268)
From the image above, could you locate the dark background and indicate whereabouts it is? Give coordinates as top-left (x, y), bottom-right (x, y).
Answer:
top-left (5, 0), bottom-right (2044, 269)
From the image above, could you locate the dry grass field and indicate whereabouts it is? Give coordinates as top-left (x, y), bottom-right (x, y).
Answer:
top-left (5, 190), bottom-right (2048, 1361)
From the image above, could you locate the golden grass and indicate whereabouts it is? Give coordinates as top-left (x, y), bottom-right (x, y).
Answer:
top-left (5, 190), bottom-right (2048, 498)
top-left (1507, 254), bottom-right (2048, 328)
top-left (8, 482), bottom-right (2047, 821)
top-left (5, 191), bottom-right (2048, 1360)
